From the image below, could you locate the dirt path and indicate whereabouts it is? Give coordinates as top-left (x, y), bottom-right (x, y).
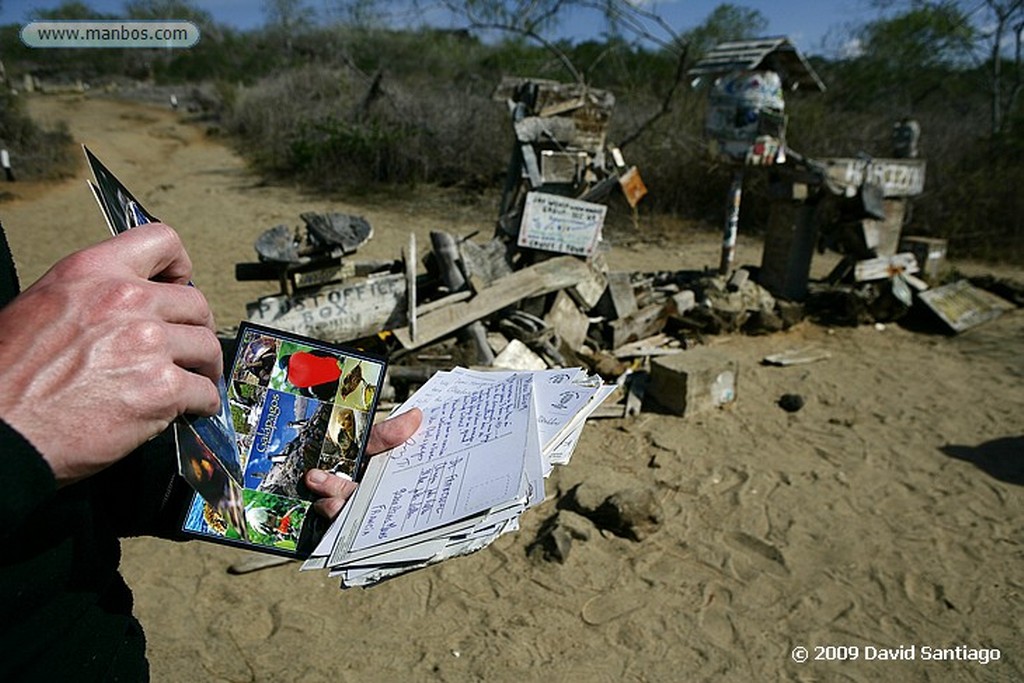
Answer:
top-left (4, 93), bottom-right (506, 324)
top-left (3, 94), bottom-right (1023, 683)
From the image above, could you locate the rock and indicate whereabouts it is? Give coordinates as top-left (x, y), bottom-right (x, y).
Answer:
top-left (776, 300), bottom-right (805, 328)
top-left (743, 309), bottom-right (785, 335)
top-left (565, 481), bottom-right (613, 516)
top-left (566, 483), bottom-right (663, 542)
top-left (528, 510), bottom-right (596, 563)
top-left (597, 489), bottom-right (663, 542)
top-left (647, 347), bottom-right (738, 417)
top-left (778, 393), bottom-right (805, 412)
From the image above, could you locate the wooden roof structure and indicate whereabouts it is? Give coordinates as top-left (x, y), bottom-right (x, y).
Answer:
top-left (688, 36), bottom-right (826, 92)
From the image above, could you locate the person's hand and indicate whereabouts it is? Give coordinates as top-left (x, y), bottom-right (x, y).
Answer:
top-left (0, 223), bottom-right (222, 486)
top-left (304, 408), bottom-right (423, 519)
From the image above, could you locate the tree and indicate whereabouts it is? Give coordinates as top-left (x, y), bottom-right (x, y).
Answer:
top-left (32, 1), bottom-right (114, 20)
top-left (262, 0), bottom-right (315, 32)
top-left (425, 0), bottom-right (682, 83)
top-left (682, 3), bottom-right (769, 59)
top-left (982, 0), bottom-right (1024, 134)
top-left (324, 0), bottom-right (390, 28)
top-left (124, 0), bottom-right (215, 28)
top-left (823, 3), bottom-right (976, 116)
top-left (863, 0), bottom-right (1024, 133)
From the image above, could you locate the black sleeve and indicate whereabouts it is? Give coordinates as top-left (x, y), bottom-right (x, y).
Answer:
top-left (90, 427), bottom-right (194, 540)
top-left (0, 420), bottom-right (58, 544)
top-left (92, 336), bottom-right (241, 540)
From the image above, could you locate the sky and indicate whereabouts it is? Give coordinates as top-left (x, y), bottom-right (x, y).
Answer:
top-left (0, 0), bottom-right (880, 56)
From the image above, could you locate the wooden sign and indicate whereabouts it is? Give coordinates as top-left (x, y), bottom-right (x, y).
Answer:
top-left (517, 192), bottom-right (606, 257)
top-left (821, 158), bottom-right (926, 197)
top-left (917, 280), bottom-right (1014, 333)
top-left (246, 273), bottom-right (407, 343)
top-left (618, 166), bottom-right (648, 208)
top-left (854, 252), bottom-right (920, 282)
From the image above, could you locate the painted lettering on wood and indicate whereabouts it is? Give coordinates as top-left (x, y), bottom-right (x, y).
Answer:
top-left (247, 273), bottom-right (407, 342)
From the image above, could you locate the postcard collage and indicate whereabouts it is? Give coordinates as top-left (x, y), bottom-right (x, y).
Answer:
top-left (180, 323), bottom-right (386, 556)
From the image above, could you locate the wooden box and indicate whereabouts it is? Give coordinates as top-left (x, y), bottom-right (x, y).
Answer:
top-left (647, 347), bottom-right (738, 417)
top-left (899, 236), bottom-right (948, 280)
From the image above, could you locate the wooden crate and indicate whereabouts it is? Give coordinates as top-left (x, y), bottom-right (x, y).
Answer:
top-left (899, 236), bottom-right (948, 281)
top-left (647, 347), bottom-right (738, 417)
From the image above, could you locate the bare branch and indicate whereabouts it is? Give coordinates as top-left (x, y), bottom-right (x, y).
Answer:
top-left (617, 40), bottom-right (690, 149)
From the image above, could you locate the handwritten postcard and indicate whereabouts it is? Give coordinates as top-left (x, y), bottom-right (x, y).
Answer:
top-left (304, 367), bottom-right (613, 586)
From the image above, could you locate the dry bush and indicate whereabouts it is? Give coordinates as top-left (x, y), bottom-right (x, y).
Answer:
top-left (225, 63), bottom-right (507, 190)
top-left (0, 92), bottom-right (76, 182)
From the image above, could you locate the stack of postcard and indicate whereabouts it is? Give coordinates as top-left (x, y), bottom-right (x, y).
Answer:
top-left (303, 367), bottom-right (615, 587)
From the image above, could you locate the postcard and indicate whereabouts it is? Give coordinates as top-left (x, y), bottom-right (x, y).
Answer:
top-left (181, 322), bottom-right (388, 558)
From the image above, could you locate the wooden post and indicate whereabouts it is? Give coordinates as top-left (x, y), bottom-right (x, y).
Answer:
top-left (718, 169), bottom-right (743, 275)
top-left (429, 231), bottom-right (495, 365)
top-left (1, 149), bottom-right (14, 182)
top-left (759, 182), bottom-right (820, 301)
top-left (405, 232), bottom-right (417, 344)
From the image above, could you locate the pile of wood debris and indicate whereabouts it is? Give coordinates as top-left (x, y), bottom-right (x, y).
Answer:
top-left (230, 79), bottom-right (1020, 419)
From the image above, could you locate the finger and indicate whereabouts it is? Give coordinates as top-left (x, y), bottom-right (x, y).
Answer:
top-left (175, 366), bottom-right (223, 417)
top-left (146, 280), bottom-right (217, 331)
top-left (165, 322), bottom-right (224, 383)
top-left (366, 408), bottom-right (423, 456)
top-left (103, 223), bottom-right (194, 284)
top-left (306, 469), bottom-right (357, 520)
top-left (306, 468), bottom-right (356, 499)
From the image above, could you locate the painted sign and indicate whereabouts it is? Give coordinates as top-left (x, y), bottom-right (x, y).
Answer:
top-left (517, 192), bottom-right (606, 257)
top-left (247, 273), bottom-right (407, 342)
top-left (917, 280), bottom-right (1014, 333)
top-left (822, 158), bottom-right (926, 197)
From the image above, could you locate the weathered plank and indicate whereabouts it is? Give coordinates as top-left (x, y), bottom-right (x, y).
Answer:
top-left (603, 271), bottom-right (638, 320)
top-left (612, 333), bottom-right (678, 359)
top-left (417, 290), bottom-right (472, 314)
top-left (393, 255), bottom-right (590, 350)
top-left (854, 252), bottom-right (919, 282)
top-left (405, 232), bottom-right (417, 344)
top-left (544, 289), bottom-right (590, 351)
top-left (899, 235), bottom-right (948, 280)
top-left (247, 273), bottom-right (406, 342)
top-left (514, 116), bottom-right (576, 144)
top-left (610, 302), bottom-right (671, 349)
top-left (762, 347), bottom-right (831, 366)
top-left (568, 260), bottom-right (608, 310)
top-left (821, 158), bottom-right (926, 197)
top-left (917, 280), bottom-right (1015, 333)
top-left (460, 237), bottom-right (513, 290)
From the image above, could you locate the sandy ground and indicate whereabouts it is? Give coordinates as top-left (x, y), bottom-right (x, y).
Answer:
top-left (3, 94), bottom-right (1023, 682)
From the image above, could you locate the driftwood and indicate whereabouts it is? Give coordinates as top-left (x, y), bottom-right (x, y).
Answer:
top-left (430, 231), bottom-right (494, 364)
top-left (854, 252), bottom-right (919, 282)
top-left (393, 255), bottom-right (591, 350)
